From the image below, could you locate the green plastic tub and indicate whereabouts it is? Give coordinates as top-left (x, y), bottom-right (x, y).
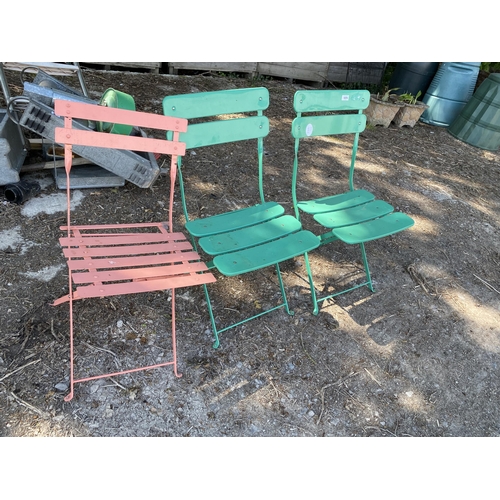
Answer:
top-left (448, 73), bottom-right (500, 151)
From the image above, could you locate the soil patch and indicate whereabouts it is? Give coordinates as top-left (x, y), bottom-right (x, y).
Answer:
top-left (1, 69), bottom-right (500, 437)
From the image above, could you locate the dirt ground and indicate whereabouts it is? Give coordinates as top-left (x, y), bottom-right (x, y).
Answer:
top-left (1, 67), bottom-right (500, 438)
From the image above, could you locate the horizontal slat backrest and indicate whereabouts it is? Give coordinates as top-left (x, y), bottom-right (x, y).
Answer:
top-left (163, 87), bottom-right (270, 148)
top-left (163, 87), bottom-right (271, 214)
top-left (162, 87), bottom-right (269, 119)
top-left (55, 128), bottom-right (186, 156)
top-left (291, 114), bottom-right (366, 138)
top-left (55, 99), bottom-right (188, 131)
top-left (291, 89), bottom-right (369, 213)
top-left (178, 116), bottom-right (269, 149)
top-left (53, 99), bottom-right (187, 155)
top-left (293, 89), bottom-right (370, 113)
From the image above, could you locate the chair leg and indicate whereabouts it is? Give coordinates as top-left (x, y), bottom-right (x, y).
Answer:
top-left (170, 289), bottom-right (182, 378)
top-left (359, 242), bottom-right (375, 293)
top-left (203, 264), bottom-right (298, 350)
top-left (302, 252), bottom-right (320, 316)
top-left (300, 243), bottom-right (377, 315)
top-left (64, 323), bottom-right (75, 402)
top-left (202, 282), bottom-right (221, 349)
top-left (275, 263), bottom-right (294, 317)
top-left (64, 278), bottom-right (75, 402)
top-left (63, 287), bottom-right (183, 401)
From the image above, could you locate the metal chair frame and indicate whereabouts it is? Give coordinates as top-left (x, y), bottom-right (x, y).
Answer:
top-left (52, 99), bottom-right (216, 401)
top-left (162, 87), bottom-right (319, 348)
top-left (291, 89), bottom-right (415, 314)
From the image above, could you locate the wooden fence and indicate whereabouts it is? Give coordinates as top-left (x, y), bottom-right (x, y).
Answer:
top-left (80, 62), bottom-right (387, 85)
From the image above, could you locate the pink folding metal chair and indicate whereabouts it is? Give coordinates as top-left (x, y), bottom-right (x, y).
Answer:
top-left (51, 99), bottom-right (216, 402)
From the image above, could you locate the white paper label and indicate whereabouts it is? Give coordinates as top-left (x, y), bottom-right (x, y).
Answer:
top-left (306, 123), bottom-right (313, 136)
top-left (342, 95), bottom-right (349, 101)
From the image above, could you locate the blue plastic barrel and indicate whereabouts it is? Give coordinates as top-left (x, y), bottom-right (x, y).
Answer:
top-left (448, 73), bottom-right (500, 151)
top-left (420, 62), bottom-right (481, 126)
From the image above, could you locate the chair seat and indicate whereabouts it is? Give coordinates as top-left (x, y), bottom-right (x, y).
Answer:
top-left (314, 200), bottom-right (394, 228)
top-left (53, 222), bottom-right (216, 305)
top-left (297, 189), bottom-right (375, 215)
top-left (213, 230), bottom-right (320, 276)
top-left (185, 201), bottom-right (284, 237)
top-left (332, 212), bottom-right (415, 245)
top-left (199, 215), bottom-right (303, 255)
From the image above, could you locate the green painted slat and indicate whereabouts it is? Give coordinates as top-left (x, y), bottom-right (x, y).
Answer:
top-left (293, 89), bottom-right (370, 113)
top-left (333, 212), bottom-right (415, 245)
top-left (185, 201), bottom-right (285, 237)
top-left (298, 189), bottom-right (375, 215)
top-left (179, 116), bottom-right (269, 149)
top-left (314, 200), bottom-right (394, 228)
top-left (199, 215), bottom-right (302, 255)
top-left (213, 230), bottom-right (320, 276)
top-left (291, 114), bottom-right (366, 138)
top-left (162, 87), bottom-right (269, 119)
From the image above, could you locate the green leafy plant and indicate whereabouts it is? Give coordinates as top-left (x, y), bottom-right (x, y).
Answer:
top-left (376, 87), bottom-right (400, 102)
top-left (481, 62), bottom-right (500, 73)
top-left (398, 90), bottom-right (422, 105)
top-left (216, 71), bottom-right (239, 78)
top-left (338, 82), bottom-right (379, 93)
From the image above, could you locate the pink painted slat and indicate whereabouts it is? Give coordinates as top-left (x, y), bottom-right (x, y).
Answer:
top-left (61, 222), bottom-right (169, 230)
top-left (55, 128), bottom-right (186, 156)
top-left (75, 272), bottom-right (217, 299)
top-left (66, 250), bottom-right (203, 271)
top-left (65, 229), bottom-right (186, 238)
top-left (59, 231), bottom-right (188, 247)
top-left (54, 100), bottom-right (187, 133)
top-left (71, 261), bottom-right (211, 284)
top-left (66, 251), bottom-right (202, 271)
top-left (62, 240), bottom-right (193, 258)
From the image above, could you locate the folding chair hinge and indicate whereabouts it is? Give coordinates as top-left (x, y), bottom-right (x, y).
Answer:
top-left (319, 231), bottom-right (340, 246)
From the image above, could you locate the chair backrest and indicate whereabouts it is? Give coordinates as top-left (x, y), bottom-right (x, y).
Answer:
top-left (291, 89), bottom-right (370, 218)
top-left (162, 87), bottom-right (270, 215)
top-left (53, 99), bottom-right (188, 231)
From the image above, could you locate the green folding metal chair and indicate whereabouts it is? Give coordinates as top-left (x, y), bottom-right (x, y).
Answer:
top-left (162, 87), bottom-right (319, 348)
top-left (291, 89), bottom-right (415, 314)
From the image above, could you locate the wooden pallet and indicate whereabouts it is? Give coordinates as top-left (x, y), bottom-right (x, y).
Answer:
top-left (79, 62), bottom-right (386, 85)
top-left (168, 62), bottom-right (258, 76)
top-left (257, 62), bottom-right (329, 83)
top-left (1, 62), bottom-right (83, 76)
top-left (80, 62), bottom-right (162, 73)
top-left (327, 62), bottom-right (387, 85)
top-left (167, 62), bottom-right (387, 86)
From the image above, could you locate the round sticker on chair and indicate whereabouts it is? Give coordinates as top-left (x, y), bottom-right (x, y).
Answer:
top-left (306, 123), bottom-right (313, 136)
